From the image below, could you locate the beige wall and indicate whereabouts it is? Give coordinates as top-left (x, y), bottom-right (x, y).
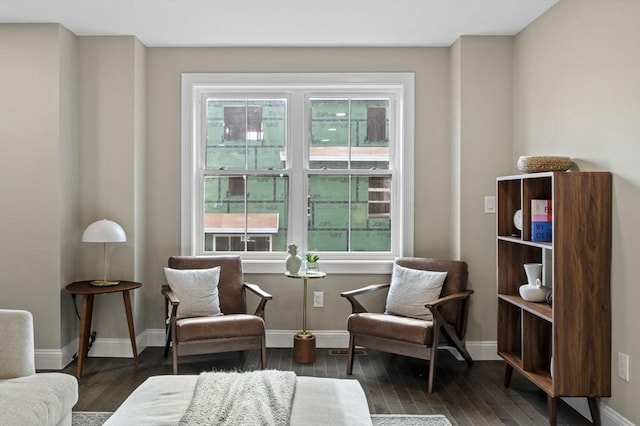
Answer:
top-left (0, 24), bottom-right (79, 349)
top-left (144, 47), bottom-right (457, 332)
top-left (514, 0), bottom-right (640, 422)
top-left (78, 36), bottom-right (146, 340)
top-left (58, 25), bottom-right (80, 345)
top-left (452, 36), bottom-right (514, 342)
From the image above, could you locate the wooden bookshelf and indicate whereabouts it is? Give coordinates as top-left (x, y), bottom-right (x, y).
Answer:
top-left (496, 172), bottom-right (611, 425)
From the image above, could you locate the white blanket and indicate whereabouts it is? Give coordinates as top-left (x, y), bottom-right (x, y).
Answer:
top-left (178, 370), bottom-right (296, 426)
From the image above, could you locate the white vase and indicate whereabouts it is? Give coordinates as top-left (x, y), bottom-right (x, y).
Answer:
top-left (285, 244), bottom-right (302, 275)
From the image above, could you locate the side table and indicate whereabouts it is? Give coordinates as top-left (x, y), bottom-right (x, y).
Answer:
top-left (285, 271), bottom-right (326, 363)
top-left (65, 280), bottom-right (142, 378)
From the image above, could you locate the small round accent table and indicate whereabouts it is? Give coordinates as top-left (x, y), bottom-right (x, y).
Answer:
top-left (285, 271), bottom-right (326, 363)
top-left (65, 280), bottom-right (142, 378)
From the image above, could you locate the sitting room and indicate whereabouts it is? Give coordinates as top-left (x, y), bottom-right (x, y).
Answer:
top-left (1, 0), bottom-right (638, 425)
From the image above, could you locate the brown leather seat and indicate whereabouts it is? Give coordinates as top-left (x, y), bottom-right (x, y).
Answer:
top-left (341, 257), bottom-right (473, 392)
top-left (162, 256), bottom-right (272, 374)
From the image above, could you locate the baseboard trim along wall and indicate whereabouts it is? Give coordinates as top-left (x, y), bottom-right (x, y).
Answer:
top-left (35, 329), bottom-right (630, 426)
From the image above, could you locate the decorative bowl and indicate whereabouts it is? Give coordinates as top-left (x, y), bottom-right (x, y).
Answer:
top-left (519, 284), bottom-right (549, 302)
top-left (517, 156), bottom-right (574, 173)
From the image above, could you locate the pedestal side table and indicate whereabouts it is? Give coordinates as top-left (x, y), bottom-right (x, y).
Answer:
top-left (65, 280), bottom-right (142, 378)
top-left (285, 271), bottom-right (326, 363)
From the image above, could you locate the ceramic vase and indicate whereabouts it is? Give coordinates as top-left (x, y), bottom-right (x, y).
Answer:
top-left (285, 244), bottom-right (302, 275)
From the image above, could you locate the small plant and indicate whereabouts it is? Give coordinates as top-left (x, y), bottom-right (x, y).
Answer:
top-left (305, 253), bottom-right (319, 263)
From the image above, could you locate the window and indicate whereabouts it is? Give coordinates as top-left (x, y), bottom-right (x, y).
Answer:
top-left (227, 176), bottom-right (245, 197)
top-left (223, 105), bottom-right (263, 141)
top-left (366, 107), bottom-right (387, 142)
top-left (368, 176), bottom-right (391, 219)
top-left (182, 73), bottom-right (414, 273)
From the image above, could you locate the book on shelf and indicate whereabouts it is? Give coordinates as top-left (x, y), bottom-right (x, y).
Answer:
top-left (531, 199), bottom-right (552, 242)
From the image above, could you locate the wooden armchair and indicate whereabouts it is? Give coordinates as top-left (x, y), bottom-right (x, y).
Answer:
top-left (162, 255), bottom-right (272, 374)
top-left (341, 257), bottom-right (473, 392)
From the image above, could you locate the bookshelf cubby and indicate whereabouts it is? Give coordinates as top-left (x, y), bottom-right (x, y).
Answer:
top-left (496, 171), bottom-right (612, 425)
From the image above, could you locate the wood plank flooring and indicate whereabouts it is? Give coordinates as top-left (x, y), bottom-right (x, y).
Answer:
top-left (62, 347), bottom-right (592, 425)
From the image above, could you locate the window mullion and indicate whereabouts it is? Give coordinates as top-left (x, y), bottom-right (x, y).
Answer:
top-left (288, 91), bottom-right (306, 253)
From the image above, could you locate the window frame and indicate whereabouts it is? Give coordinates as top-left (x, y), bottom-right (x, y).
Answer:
top-left (182, 73), bottom-right (414, 274)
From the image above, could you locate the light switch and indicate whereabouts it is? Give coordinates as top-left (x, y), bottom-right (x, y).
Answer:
top-left (484, 196), bottom-right (496, 213)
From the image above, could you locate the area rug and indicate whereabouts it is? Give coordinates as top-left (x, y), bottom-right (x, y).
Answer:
top-left (371, 414), bottom-right (452, 426)
top-left (72, 411), bottom-right (452, 425)
top-left (72, 411), bottom-right (112, 426)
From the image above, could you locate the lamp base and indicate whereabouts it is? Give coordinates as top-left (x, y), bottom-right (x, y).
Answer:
top-left (90, 280), bottom-right (120, 287)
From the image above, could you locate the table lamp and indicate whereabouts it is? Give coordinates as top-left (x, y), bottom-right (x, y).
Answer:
top-left (82, 219), bottom-right (126, 286)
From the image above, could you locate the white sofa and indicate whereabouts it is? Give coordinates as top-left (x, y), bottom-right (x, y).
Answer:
top-left (0, 309), bottom-right (78, 426)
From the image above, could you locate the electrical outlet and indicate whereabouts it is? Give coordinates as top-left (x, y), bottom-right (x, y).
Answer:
top-left (313, 291), bottom-right (324, 308)
top-left (618, 352), bottom-right (630, 382)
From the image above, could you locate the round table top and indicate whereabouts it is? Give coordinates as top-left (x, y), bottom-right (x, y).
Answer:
top-left (285, 272), bottom-right (327, 279)
top-left (65, 280), bottom-right (142, 295)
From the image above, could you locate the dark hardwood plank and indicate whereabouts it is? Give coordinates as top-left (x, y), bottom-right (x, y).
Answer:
top-left (61, 347), bottom-right (592, 424)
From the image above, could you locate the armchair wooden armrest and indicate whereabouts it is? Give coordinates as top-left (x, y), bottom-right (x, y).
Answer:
top-left (426, 289), bottom-right (474, 365)
top-left (161, 284), bottom-right (179, 320)
top-left (340, 283), bottom-right (390, 314)
top-left (244, 282), bottom-right (272, 319)
top-left (425, 289), bottom-right (474, 311)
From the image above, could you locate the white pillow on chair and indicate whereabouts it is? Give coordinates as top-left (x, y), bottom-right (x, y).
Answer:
top-left (164, 267), bottom-right (222, 319)
top-left (385, 263), bottom-right (447, 321)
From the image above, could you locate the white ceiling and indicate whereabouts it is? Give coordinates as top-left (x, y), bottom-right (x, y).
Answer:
top-left (0, 0), bottom-right (558, 47)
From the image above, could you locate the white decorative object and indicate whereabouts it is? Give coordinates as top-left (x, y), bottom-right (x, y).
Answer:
top-left (285, 244), bottom-right (302, 275)
top-left (519, 281), bottom-right (549, 302)
top-left (513, 209), bottom-right (523, 231)
top-left (385, 263), bottom-right (447, 321)
top-left (164, 267), bottom-right (222, 319)
top-left (523, 263), bottom-right (543, 286)
top-left (520, 262), bottom-right (548, 302)
top-left (517, 156), bottom-right (574, 173)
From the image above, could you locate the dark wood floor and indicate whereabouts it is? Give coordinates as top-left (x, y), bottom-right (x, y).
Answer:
top-left (62, 347), bottom-right (591, 425)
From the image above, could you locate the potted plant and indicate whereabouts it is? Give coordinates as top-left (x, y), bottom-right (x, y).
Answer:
top-left (305, 253), bottom-right (320, 274)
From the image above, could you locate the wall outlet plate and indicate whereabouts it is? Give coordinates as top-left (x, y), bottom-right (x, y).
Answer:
top-left (313, 291), bottom-right (324, 308)
top-left (618, 352), bottom-right (630, 382)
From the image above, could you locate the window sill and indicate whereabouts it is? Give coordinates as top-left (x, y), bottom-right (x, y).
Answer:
top-left (242, 259), bottom-right (394, 275)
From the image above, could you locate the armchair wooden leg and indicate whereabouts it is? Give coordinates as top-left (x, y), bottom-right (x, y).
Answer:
top-left (427, 325), bottom-right (441, 393)
top-left (164, 323), bottom-right (171, 358)
top-left (427, 344), bottom-right (438, 393)
top-left (346, 335), bottom-right (355, 375)
top-left (171, 320), bottom-right (178, 375)
top-left (261, 336), bottom-right (267, 369)
top-left (172, 348), bottom-right (178, 375)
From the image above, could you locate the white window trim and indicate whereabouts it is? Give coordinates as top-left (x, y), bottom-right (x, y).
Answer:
top-left (181, 73), bottom-right (414, 274)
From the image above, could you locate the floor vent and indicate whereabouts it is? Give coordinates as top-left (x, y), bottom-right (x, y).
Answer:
top-left (328, 349), bottom-right (366, 356)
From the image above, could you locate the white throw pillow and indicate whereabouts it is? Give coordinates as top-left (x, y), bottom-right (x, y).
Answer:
top-left (164, 267), bottom-right (222, 319)
top-left (384, 263), bottom-right (448, 321)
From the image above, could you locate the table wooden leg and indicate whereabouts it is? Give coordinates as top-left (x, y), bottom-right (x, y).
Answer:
top-left (77, 294), bottom-right (94, 378)
top-left (122, 290), bottom-right (138, 365)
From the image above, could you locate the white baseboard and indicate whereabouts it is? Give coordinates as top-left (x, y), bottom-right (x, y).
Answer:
top-left (34, 341), bottom-right (76, 371)
top-left (35, 330), bottom-right (630, 426)
top-left (562, 397), bottom-right (634, 426)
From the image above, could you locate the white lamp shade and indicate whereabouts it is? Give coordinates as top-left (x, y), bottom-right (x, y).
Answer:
top-left (82, 219), bottom-right (127, 243)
